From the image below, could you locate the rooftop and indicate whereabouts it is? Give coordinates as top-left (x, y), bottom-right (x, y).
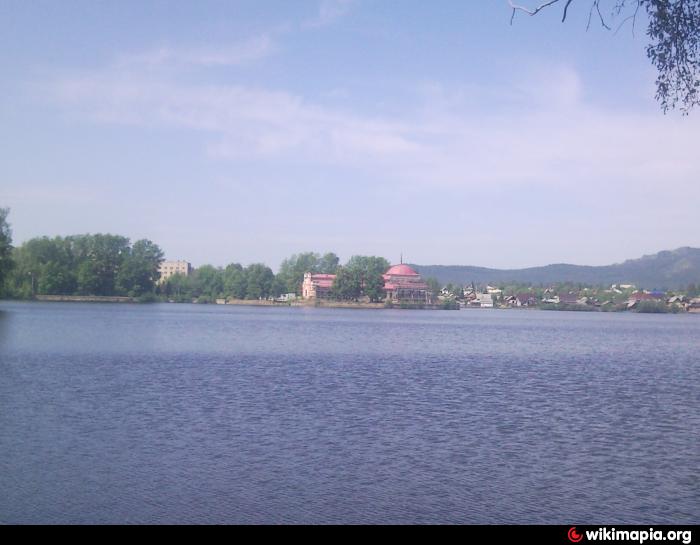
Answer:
top-left (385, 264), bottom-right (419, 276)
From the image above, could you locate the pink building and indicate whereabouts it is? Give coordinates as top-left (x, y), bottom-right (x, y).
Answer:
top-left (382, 264), bottom-right (432, 303)
top-left (302, 272), bottom-right (336, 299)
top-left (302, 264), bottom-right (433, 303)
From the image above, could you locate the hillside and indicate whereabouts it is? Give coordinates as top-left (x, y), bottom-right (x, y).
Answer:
top-left (412, 247), bottom-right (700, 290)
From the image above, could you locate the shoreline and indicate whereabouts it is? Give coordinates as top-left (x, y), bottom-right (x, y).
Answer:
top-left (3, 296), bottom-right (698, 314)
top-left (34, 294), bottom-right (136, 303)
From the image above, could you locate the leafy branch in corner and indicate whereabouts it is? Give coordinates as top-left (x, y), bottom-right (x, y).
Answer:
top-left (508, 0), bottom-right (700, 114)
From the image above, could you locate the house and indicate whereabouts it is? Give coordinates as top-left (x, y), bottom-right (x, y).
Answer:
top-left (509, 293), bottom-right (537, 307)
top-left (627, 291), bottom-right (662, 304)
top-left (302, 273), bottom-right (336, 299)
top-left (472, 293), bottom-right (494, 308)
top-left (689, 298), bottom-right (700, 313)
top-left (558, 293), bottom-right (580, 305)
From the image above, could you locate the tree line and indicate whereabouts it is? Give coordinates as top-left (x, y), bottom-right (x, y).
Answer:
top-left (0, 211), bottom-right (401, 302)
top-left (4, 232), bottom-right (164, 299)
top-left (3, 210), bottom-right (698, 305)
top-left (0, 209), bottom-right (163, 299)
top-left (159, 252), bottom-right (393, 303)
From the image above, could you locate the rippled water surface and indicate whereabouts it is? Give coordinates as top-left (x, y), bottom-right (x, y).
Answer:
top-left (0, 302), bottom-right (698, 524)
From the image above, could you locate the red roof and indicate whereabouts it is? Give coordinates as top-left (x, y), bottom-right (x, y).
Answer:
top-left (629, 292), bottom-right (657, 301)
top-left (385, 264), bottom-right (419, 276)
top-left (309, 273), bottom-right (336, 289)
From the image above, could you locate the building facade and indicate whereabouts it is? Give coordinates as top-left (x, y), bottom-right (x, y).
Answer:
top-left (302, 272), bottom-right (336, 299)
top-left (473, 293), bottom-right (494, 308)
top-left (158, 260), bottom-right (192, 283)
top-left (382, 264), bottom-right (432, 303)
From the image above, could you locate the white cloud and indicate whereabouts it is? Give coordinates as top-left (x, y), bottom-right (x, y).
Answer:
top-left (303, 0), bottom-right (354, 29)
top-left (51, 59), bottom-right (700, 200)
top-left (116, 34), bottom-right (276, 68)
top-left (54, 69), bottom-right (424, 164)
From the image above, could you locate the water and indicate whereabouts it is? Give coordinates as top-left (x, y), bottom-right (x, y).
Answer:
top-left (0, 301), bottom-right (698, 524)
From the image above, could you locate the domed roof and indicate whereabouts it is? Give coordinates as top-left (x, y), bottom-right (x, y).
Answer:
top-left (385, 264), bottom-right (419, 276)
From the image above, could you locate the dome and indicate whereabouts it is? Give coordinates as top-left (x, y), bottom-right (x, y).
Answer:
top-left (385, 264), bottom-right (419, 276)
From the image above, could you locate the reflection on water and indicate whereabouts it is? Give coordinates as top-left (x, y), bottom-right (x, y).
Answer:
top-left (0, 309), bottom-right (7, 345)
top-left (0, 301), bottom-right (698, 524)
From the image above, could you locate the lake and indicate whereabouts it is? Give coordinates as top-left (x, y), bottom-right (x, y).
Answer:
top-left (0, 301), bottom-right (698, 524)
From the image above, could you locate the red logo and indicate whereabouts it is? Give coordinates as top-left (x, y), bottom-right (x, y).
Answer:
top-left (568, 527), bottom-right (584, 543)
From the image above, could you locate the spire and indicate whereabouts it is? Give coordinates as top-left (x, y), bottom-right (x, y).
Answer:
top-left (400, 253), bottom-right (403, 264)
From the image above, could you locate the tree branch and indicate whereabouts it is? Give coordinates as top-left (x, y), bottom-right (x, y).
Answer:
top-left (595, 1), bottom-right (612, 30)
top-left (562, 0), bottom-right (575, 22)
top-left (509, 0), bottom-right (563, 25)
top-left (614, 2), bottom-right (642, 36)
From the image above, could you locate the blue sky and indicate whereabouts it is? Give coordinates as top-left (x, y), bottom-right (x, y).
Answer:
top-left (1, 0), bottom-right (698, 270)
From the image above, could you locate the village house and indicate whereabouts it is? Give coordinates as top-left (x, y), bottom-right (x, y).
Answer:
top-left (302, 273), bottom-right (336, 299)
top-left (506, 293), bottom-right (538, 307)
top-left (625, 291), bottom-right (664, 309)
top-left (626, 291), bottom-right (664, 307)
top-left (688, 298), bottom-right (700, 313)
top-left (558, 293), bottom-right (580, 305)
top-left (472, 293), bottom-right (494, 308)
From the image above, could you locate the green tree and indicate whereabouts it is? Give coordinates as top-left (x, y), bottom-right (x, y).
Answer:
top-left (10, 237), bottom-right (50, 296)
top-left (6, 233), bottom-right (166, 299)
top-left (194, 265), bottom-right (224, 299)
top-left (223, 263), bottom-right (247, 299)
top-left (318, 252), bottom-right (340, 274)
top-left (344, 255), bottom-right (390, 302)
top-left (72, 234), bottom-right (130, 295)
top-left (116, 239), bottom-right (164, 296)
top-left (364, 260), bottom-right (390, 302)
top-left (163, 272), bottom-right (192, 302)
top-left (331, 266), bottom-right (362, 300)
top-left (270, 275), bottom-right (287, 298)
top-left (425, 277), bottom-right (441, 297)
top-left (277, 252), bottom-right (321, 294)
top-left (0, 208), bottom-right (12, 292)
top-left (38, 259), bottom-right (77, 295)
top-left (77, 260), bottom-right (101, 295)
top-left (9, 236), bottom-right (78, 296)
top-left (244, 263), bottom-right (274, 299)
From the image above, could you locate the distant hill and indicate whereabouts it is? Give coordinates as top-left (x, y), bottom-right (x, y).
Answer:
top-left (412, 247), bottom-right (700, 290)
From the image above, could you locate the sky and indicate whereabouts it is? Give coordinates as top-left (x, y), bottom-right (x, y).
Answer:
top-left (1, 0), bottom-right (699, 271)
